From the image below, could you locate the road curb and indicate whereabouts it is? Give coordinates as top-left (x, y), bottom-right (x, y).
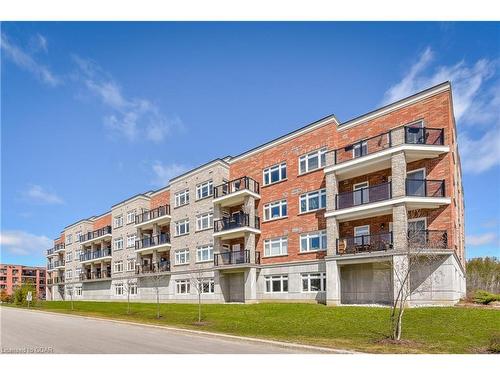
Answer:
top-left (1, 306), bottom-right (357, 354)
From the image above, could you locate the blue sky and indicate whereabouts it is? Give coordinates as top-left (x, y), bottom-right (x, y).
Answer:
top-left (1, 22), bottom-right (499, 266)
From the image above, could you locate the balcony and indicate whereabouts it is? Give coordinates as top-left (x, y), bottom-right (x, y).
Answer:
top-left (327, 179), bottom-right (449, 221)
top-left (134, 233), bottom-right (171, 254)
top-left (53, 276), bottom-right (65, 284)
top-left (213, 176), bottom-right (260, 207)
top-left (135, 261), bottom-right (171, 275)
top-left (135, 204), bottom-right (171, 229)
top-left (54, 243), bottom-right (65, 253)
top-left (80, 269), bottom-right (112, 282)
top-left (213, 213), bottom-right (261, 240)
top-left (80, 226), bottom-right (112, 245)
top-left (53, 260), bottom-right (65, 269)
top-left (80, 247), bottom-right (112, 264)
top-left (325, 126), bottom-right (448, 180)
top-left (408, 230), bottom-right (448, 249)
top-left (46, 248), bottom-right (54, 256)
top-left (337, 232), bottom-right (393, 255)
top-left (214, 249), bottom-right (261, 267)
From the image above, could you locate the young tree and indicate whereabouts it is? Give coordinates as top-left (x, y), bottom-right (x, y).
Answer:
top-left (151, 272), bottom-right (166, 319)
top-left (390, 217), bottom-right (445, 340)
top-left (122, 277), bottom-right (137, 315)
top-left (68, 283), bottom-right (74, 311)
top-left (190, 266), bottom-right (208, 323)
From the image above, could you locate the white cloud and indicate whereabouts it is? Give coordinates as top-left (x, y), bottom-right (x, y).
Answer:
top-left (466, 233), bottom-right (499, 247)
top-left (151, 161), bottom-right (190, 186)
top-left (24, 185), bottom-right (64, 205)
top-left (1, 33), bottom-right (60, 86)
top-left (31, 33), bottom-right (48, 53)
top-left (73, 55), bottom-right (181, 143)
top-left (382, 47), bottom-right (499, 174)
top-left (0, 230), bottom-right (52, 256)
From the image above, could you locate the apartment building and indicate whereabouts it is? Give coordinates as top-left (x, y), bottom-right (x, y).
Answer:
top-left (0, 264), bottom-right (46, 298)
top-left (45, 81), bottom-right (466, 306)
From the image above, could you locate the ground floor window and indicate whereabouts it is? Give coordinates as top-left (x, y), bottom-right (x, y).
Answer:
top-left (301, 273), bottom-right (326, 292)
top-left (129, 283), bottom-right (137, 295)
top-left (75, 286), bottom-right (82, 296)
top-left (114, 283), bottom-right (124, 296)
top-left (176, 279), bottom-right (190, 294)
top-left (265, 275), bottom-right (288, 293)
top-left (198, 279), bottom-right (215, 294)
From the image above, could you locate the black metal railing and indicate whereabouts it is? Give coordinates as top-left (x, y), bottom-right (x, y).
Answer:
top-left (79, 247), bottom-right (112, 262)
top-left (54, 243), bottom-right (65, 251)
top-left (408, 230), bottom-right (448, 249)
top-left (135, 261), bottom-right (171, 274)
top-left (53, 276), bottom-right (65, 284)
top-left (214, 213), bottom-right (261, 232)
top-left (337, 232), bottom-right (393, 255)
top-left (53, 260), bottom-right (65, 268)
top-left (336, 181), bottom-right (392, 210)
top-left (135, 204), bottom-right (171, 225)
top-left (213, 176), bottom-right (260, 198)
top-left (214, 250), bottom-right (261, 266)
top-left (135, 233), bottom-right (171, 250)
top-left (332, 131), bottom-right (392, 165)
top-left (47, 248), bottom-right (54, 256)
top-left (404, 126), bottom-right (444, 145)
top-left (406, 179), bottom-right (445, 197)
top-left (80, 269), bottom-right (112, 281)
top-left (79, 226), bottom-right (112, 242)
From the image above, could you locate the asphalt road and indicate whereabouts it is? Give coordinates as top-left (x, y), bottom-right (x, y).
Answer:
top-left (0, 307), bottom-right (311, 354)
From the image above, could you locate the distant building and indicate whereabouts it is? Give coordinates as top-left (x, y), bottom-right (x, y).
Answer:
top-left (0, 264), bottom-right (47, 299)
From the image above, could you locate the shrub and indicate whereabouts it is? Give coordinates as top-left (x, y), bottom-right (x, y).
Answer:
top-left (0, 289), bottom-right (12, 303)
top-left (12, 283), bottom-right (37, 306)
top-left (488, 333), bottom-right (500, 353)
top-left (473, 290), bottom-right (500, 305)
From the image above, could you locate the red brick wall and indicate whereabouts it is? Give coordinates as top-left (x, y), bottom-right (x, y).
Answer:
top-left (339, 214), bottom-right (393, 238)
top-left (93, 214), bottom-right (111, 230)
top-left (150, 190), bottom-right (170, 209)
top-left (229, 121), bottom-right (337, 264)
top-left (54, 233), bottom-right (65, 245)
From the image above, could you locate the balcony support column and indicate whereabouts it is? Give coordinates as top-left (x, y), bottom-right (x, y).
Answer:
top-left (326, 259), bottom-right (341, 306)
top-left (325, 170), bottom-right (340, 256)
top-left (244, 268), bottom-right (258, 303)
top-left (243, 196), bottom-right (256, 260)
top-left (392, 204), bottom-right (408, 252)
top-left (390, 126), bottom-right (405, 147)
top-left (391, 150), bottom-right (407, 198)
top-left (244, 232), bottom-right (256, 262)
top-left (326, 217), bottom-right (339, 256)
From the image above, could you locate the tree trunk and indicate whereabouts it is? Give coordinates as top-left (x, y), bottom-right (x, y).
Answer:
top-left (127, 292), bottom-right (130, 315)
top-left (156, 288), bottom-right (160, 319)
top-left (198, 293), bottom-right (201, 323)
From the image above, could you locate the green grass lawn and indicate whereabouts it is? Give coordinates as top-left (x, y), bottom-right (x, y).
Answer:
top-left (4, 301), bottom-right (499, 353)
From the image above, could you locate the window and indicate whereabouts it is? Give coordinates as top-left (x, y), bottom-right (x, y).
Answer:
top-left (353, 182), bottom-right (369, 205)
top-left (300, 230), bottom-right (327, 252)
top-left (66, 234), bottom-right (73, 245)
top-left (126, 210), bottom-right (136, 224)
top-left (175, 249), bottom-right (190, 265)
top-left (114, 237), bottom-right (124, 250)
top-left (263, 199), bottom-right (287, 221)
top-left (264, 237), bottom-right (288, 257)
top-left (302, 273), bottom-right (326, 292)
top-left (299, 148), bottom-right (327, 174)
top-left (176, 279), bottom-right (190, 294)
top-left (113, 260), bottom-right (124, 273)
top-left (75, 231), bottom-right (81, 243)
top-left (265, 275), bottom-right (288, 293)
top-left (75, 268), bottom-right (81, 277)
top-left (354, 225), bottom-right (370, 245)
top-left (196, 180), bottom-right (213, 200)
top-left (129, 283), bottom-right (138, 295)
top-left (66, 270), bottom-right (73, 280)
top-left (75, 249), bottom-right (82, 262)
top-left (353, 141), bottom-right (368, 158)
top-left (114, 283), bottom-right (124, 296)
top-left (175, 219), bottom-right (190, 236)
top-left (126, 234), bottom-right (136, 248)
top-left (66, 251), bottom-right (73, 262)
top-left (196, 245), bottom-right (214, 262)
top-left (175, 189), bottom-right (190, 207)
top-left (300, 188), bottom-right (326, 213)
top-left (199, 279), bottom-right (215, 294)
top-left (114, 215), bottom-right (123, 228)
top-left (263, 162), bottom-right (287, 186)
top-left (126, 259), bottom-right (136, 272)
top-left (196, 212), bottom-right (213, 231)
top-left (75, 286), bottom-right (83, 296)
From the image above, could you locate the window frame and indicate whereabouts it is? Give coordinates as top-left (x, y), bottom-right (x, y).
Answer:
top-left (175, 189), bottom-right (190, 207)
top-left (196, 180), bottom-right (213, 200)
top-left (114, 237), bottom-right (124, 250)
top-left (114, 215), bottom-right (124, 229)
top-left (113, 260), bottom-right (124, 273)
top-left (299, 148), bottom-right (327, 174)
top-left (301, 272), bottom-right (326, 292)
top-left (126, 210), bottom-right (136, 225)
top-left (299, 188), bottom-right (327, 213)
top-left (126, 234), bottom-right (136, 248)
top-left (175, 249), bottom-right (190, 265)
top-left (176, 279), bottom-right (191, 294)
top-left (263, 199), bottom-right (288, 221)
top-left (199, 279), bottom-right (215, 294)
top-left (175, 219), bottom-right (190, 236)
top-left (196, 245), bottom-right (214, 263)
top-left (196, 212), bottom-right (214, 231)
top-left (263, 162), bottom-right (287, 186)
top-left (114, 283), bottom-right (124, 296)
top-left (300, 230), bottom-right (327, 253)
top-left (263, 236), bottom-right (288, 257)
top-left (265, 275), bottom-right (289, 293)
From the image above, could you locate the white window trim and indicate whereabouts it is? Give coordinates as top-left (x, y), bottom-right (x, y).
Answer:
top-left (114, 237), bottom-right (124, 250)
top-left (175, 249), bottom-right (190, 265)
top-left (299, 148), bottom-right (327, 175)
top-left (406, 167), bottom-right (426, 178)
top-left (264, 275), bottom-right (289, 293)
top-left (299, 188), bottom-right (327, 213)
top-left (352, 141), bottom-right (368, 158)
top-left (263, 162), bottom-right (287, 186)
top-left (196, 212), bottom-right (213, 231)
top-left (126, 210), bottom-right (136, 225)
top-left (196, 180), bottom-right (213, 200)
top-left (300, 230), bottom-right (327, 253)
top-left (175, 189), bottom-right (190, 207)
top-left (175, 279), bottom-right (191, 294)
top-left (175, 219), bottom-right (190, 236)
top-left (408, 217), bottom-right (428, 228)
top-left (199, 279), bottom-right (215, 294)
top-left (263, 236), bottom-right (288, 257)
top-left (113, 260), bottom-right (124, 273)
top-left (114, 215), bottom-right (124, 229)
top-left (301, 272), bottom-right (326, 293)
top-left (353, 181), bottom-right (369, 190)
top-left (263, 199), bottom-right (288, 222)
top-left (196, 245), bottom-right (214, 263)
top-left (126, 234), bottom-right (136, 248)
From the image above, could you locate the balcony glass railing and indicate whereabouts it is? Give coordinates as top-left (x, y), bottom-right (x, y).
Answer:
top-left (53, 260), bottom-right (65, 268)
top-left (135, 261), bottom-right (171, 274)
top-left (47, 248), bottom-right (54, 256)
top-left (214, 250), bottom-right (261, 266)
top-left (80, 269), bottom-right (112, 281)
top-left (336, 182), bottom-right (392, 210)
top-left (214, 213), bottom-right (261, 232)
top-left (135, 233), bottom-right (171, 250)
top-left (135, 205), bottom-right (171, 225)
top-left (79, 247), bottom-right (112, 262)
top-left (213, 176), bottom-right (260, 199)
top-left (79, 226), bottom-right (112, 242)
top-left (54, 243), bottom-right (65, 251)
top-left (408, 230), bottom-right (448, 249)
top-left (337, 232), bottom-right (393, 255)
top-left (404, 126), bottom-right (444, 145)
top-left (406, 179), bottom-right (445, 197)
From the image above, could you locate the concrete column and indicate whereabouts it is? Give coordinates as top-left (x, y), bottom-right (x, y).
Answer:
top-left (243, 196), bottom-right (256, 226)
top-left (325, 171), bottom-right (339, 212)
top-left (390, 126), bottom-right (405, 147)
top-left (244, 268), bottom-right (257, 303)
top-left (152, 249), bottom-right (158, 265)
top-left (391, 151), bottom-right (407, 198)
top-left (326, 259), bottom-right (341, 306)
top-left (392, 204), bottom-right (408, 252)
top-left (326, 217), bottom-right (339, 256)
top-left (393, 254), bottom-right (410, 304)
top-left (244, 233), bottom-right (256, 262)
